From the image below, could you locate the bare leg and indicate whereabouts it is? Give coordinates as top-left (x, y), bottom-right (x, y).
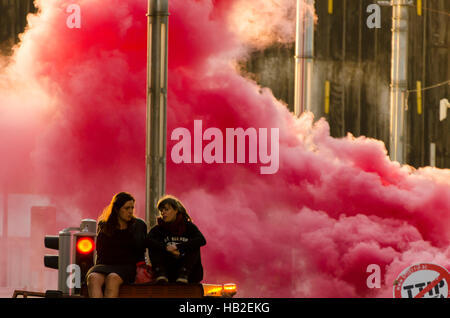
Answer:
top-left (87, 273), bottom-right (106, 298)
top-left (104, 273), bottom-right (124, 298)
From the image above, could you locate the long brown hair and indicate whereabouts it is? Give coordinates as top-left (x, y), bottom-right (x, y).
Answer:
top-left (98, 192), bottom-right (136, 236)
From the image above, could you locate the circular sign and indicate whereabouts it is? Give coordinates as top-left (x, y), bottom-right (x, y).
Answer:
top-left (393, 263), bottom-right (450, 298)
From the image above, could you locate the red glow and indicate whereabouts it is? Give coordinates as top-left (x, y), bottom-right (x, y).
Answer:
top-left (77, 238), bottom-right (94, 254)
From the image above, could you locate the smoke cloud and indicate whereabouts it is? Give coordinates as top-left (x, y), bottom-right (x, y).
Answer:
top-left (0, 0), bottom-right (449, 297)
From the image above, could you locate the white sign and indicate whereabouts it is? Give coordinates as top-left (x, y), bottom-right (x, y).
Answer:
top-left (393, 263), bottom-right (450, 298)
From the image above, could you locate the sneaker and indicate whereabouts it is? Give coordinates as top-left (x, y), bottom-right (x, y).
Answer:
top-left (155, 275), bottom-right (169, 284)
top-left (176, 267), bottom-right (189, 284)
top-left (175, 276), bottom-right (188, 284)
top-left (153, 268), bottom-right (168, 284)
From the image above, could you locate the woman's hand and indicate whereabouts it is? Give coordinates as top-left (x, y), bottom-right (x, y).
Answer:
top-left (171, 250), bottom-right (180, 257)
top-left (166, 243), bottom-right (180, 257)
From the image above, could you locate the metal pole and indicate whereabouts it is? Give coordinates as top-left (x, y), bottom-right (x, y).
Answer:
top-left (1, 191), bottom-right (8, 286)
top-left (389, 0), bottom-right (409, 164)
top-left (341, 0), bottom-right (347, 137)
top-left (430, 142), bottom-right (436, 167)
top-left (2, 192), bottom-right (7, 239)
top-left (294, 0), bottom-right (303, 116)
top-left (356, 0), bottom-right (363, 137)
top-left (146, 0), bottom-right (169, 228)
top-left (58, 230), bottom-right (72, 294)
top-left (421, 0), bottom-right (427, 166)
top-left (294, 0), bottom-right (315, 116)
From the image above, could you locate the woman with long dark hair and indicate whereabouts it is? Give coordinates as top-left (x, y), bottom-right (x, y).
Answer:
top-left (147, 195), bottom-right (206, 284)
top-left (86, 192), bottom-right (147, 297)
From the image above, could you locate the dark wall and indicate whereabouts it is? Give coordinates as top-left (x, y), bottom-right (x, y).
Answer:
top-left (420, 0), bottom-right (450, 168)
top-left (244, 0), bottom-right (449, 169)
top-left (243, 44), bottom-right (296, 110)
top-left (0, 0), bottom-right (36, 54)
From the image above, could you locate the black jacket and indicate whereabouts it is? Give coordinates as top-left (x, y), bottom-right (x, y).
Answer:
top-left (96, 217), bottom-right (148, 265)
top-left (129, 217), bottom-right (148, 258)
top-left (147, 221), bottom-right (206, 256)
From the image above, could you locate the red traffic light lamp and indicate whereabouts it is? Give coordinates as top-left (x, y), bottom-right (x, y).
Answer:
top-left (76, 237), bottom-right (95, 254)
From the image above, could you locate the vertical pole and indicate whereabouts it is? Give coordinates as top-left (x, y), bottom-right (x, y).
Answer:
top-left (324, 81), bottom-right (330, 115)
top-left (430, 142), bottom-right (436, 167)
top-left (389, 0), bottom-right (409, 164)
top-left (341, 0), bottom-right (347, 137)
top-left (2, 192), bottom-right (7, 239)
top-left (294, 0), bottom-right (315, 116)
top-left (356, 0), bottom-right (363, 137)
top-left (294, 0), bottom-right (305, 116)
top-left (1, 191), bottom-right (8, 286)
top-left (304, 0), bottom-right (314, 114)
top-left (416, 81), bottom-right (422, 115)
top-left (417, 0), bottom-right (422, 16)
top-left (421, 0), bottom-right (427, 166)
top-left (58, 231), bottom-right (72, 294)
top-left (374, 8), bottom-right (379, 139)
top-left (146, 0), bottom-right (169, 228)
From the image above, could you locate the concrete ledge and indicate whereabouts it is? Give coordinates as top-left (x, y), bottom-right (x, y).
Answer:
top-left (81, 283), bottom-right (204, 298)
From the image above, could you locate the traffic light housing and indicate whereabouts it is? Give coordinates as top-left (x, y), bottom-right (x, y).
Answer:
top-left (44, 235), bottom-right (59, 269)
top-left (72, 232), bottom-right (96, 292)
top-left (43, 219), bottom-right (97, 295)
top-left (44, 230), bottom-right (72, 293)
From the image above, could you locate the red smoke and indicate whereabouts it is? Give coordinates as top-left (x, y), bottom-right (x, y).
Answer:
top-left (1, 0), bottom-right (450, 297)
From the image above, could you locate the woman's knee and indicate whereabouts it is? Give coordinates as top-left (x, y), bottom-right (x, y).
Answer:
top-left (105, 273), bottom-right (124, 286)
top-left (87, 272), bottom-right (105, 286)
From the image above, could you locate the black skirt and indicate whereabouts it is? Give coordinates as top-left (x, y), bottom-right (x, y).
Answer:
top-left (86, 264), bottom-right (137, 284)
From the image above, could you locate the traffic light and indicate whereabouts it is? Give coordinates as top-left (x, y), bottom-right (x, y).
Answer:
top-left (44, 235), bottom-right (59, 269)
top-left (44, 219), bottom-right (97, 295)
top-left (72, 232), bottom-right (96, 293)
top-left (71, 219), bottom-right (97, 294)
top-left (44, 230), bottom-right (72, 293)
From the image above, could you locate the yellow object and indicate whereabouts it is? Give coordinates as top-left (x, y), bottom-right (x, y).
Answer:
top-left (203, 283), bottom-right (237, 297)
top-left (325, 81), bottom-right (330, 114)
top-left (328, 0), bottom-right (333, 15)
top-left (417, 0), bottom-right (422, 16)
top-left (203, 284), bottom-right (223, 297)
top-left (223, 283), bottom-right (237, 292)
top-left (417, 81), bottom-right (422, 115)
